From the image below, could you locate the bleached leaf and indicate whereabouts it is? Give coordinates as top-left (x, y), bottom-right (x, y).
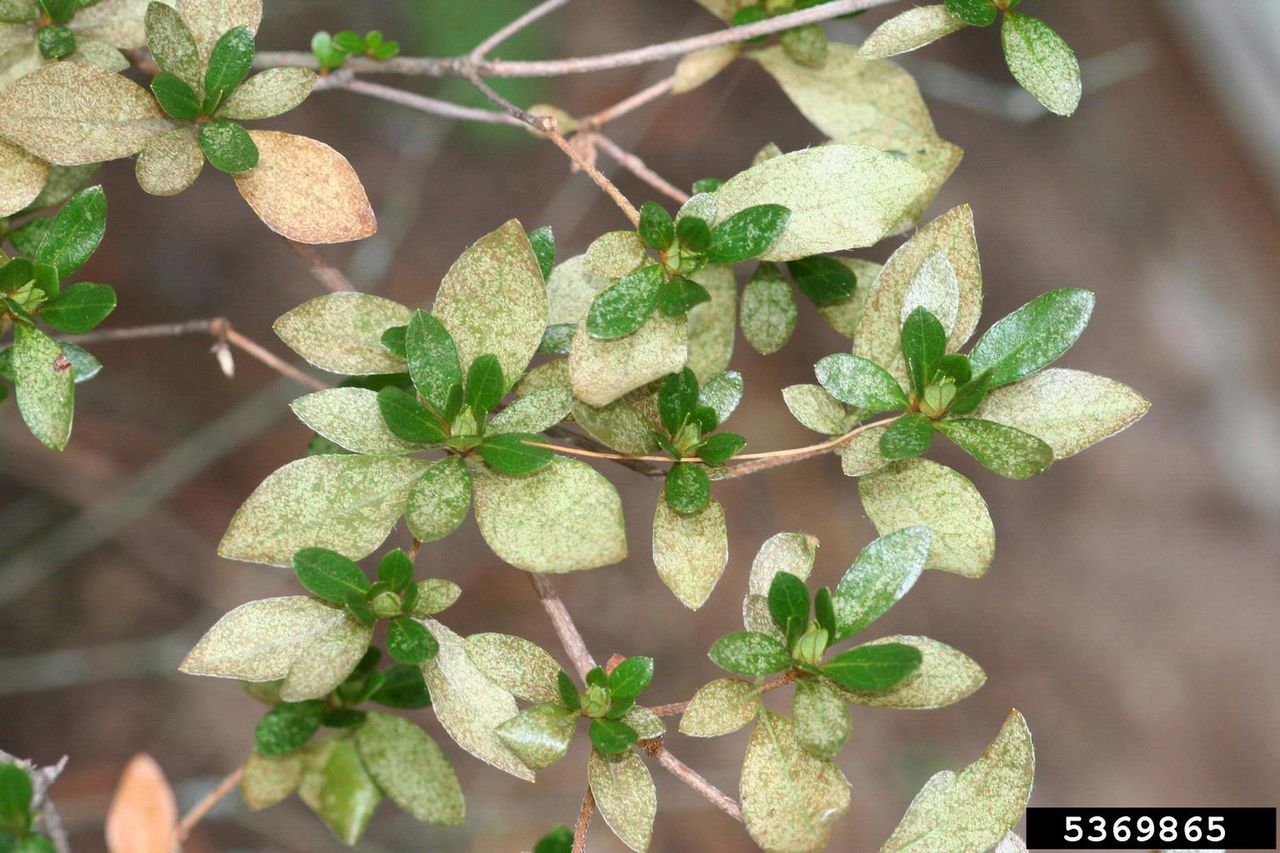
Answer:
top-left (653, 494), bottom-right (728, 610)
top-left (355, 712), bottom-right (464, 825)
top-left (783, 384), bottom-right (851, 437)
top-left (13, 324), bottom-right (74, 451)
top-left (0, 135), bottom-right (46, 215)
top-left (585, 230), bottom-right (647, 279)
top-left (135, 125), bottom-right (203, 196)
top-left (217, 67), bottom-right (317, 120)
top-left (569, 311), bottom-right (687, 407)
top-left (859, 6), bottom-right (968, 59)
top-left (274, 291), bottom-right (411, 375)
top-left (105, 754), bottom-right (177, 853)
top-left (836, 635), bottom-right (985, 709)
top-left (686, 263), bottom-right (736, 381)
top-left (840, 424), bottom-right (891, 477)
top-left (574, 387), bottom-right (664, 454)
top-left (465, 632), bottom-right (562, 703)
top-left (241, 752), bottom-right (303, 811)
top-left (1001, 13), bottom-right (1081, 117)
top-left (290, 387), bottom-right (420, 455)
top-left (588, 749), bottom-right (657, 853)
top-left (679, 677), bottom-right (760, 737)
top-left (70, 0), bottom-right (151, 49)
top-left (749, 531), bottom-right (818, 596)
top-left (176, 0), bottom-right (261, 60)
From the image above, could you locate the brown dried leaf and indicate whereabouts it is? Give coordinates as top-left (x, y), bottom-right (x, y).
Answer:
top-left (105, 754), bottom-right (177, 853)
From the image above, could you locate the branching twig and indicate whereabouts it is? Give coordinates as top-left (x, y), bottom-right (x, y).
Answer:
top-left (341, 76), bottom-right (523, 126)
top-left (573, 786), bottom-right (594, 853)
top-left (173, 764), bottom-right (245, 844)
top-left (470, 0), bottom-right (572, 62)
top-left (581, 76), bottom-right (676, 130)
top-left (653, 747), bottom-right (743, 822)
top-left (592, 132), bottom-right (690, 205)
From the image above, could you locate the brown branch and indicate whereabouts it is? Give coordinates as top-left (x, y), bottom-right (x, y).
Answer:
top-left (653, 748), bottom-right (742, 822)
top-left (285, 240), bottom-right (356, 292)
top-left (470, 0), bottom-right (572, 61)
top-left (339, 76), bottom-right (523, 126)
top-left (173, 763), bottom-right (244, 844)
top-left (592, 132), bottom-right (690, 205)
top-left (581, 76), bottom-right (676, 130)
top-left (573, 786), bottom-right (594, 853)
top-left (543, 126), bottom-right (641, 226)
top-left (528, 575), bottom-right (597, 680)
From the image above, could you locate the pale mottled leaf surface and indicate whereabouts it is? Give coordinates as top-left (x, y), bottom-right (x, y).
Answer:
top-left (13, 323), bottom-right (74, 450)
top-left (471, 456), bottom-right (627, 573)
top-left (180, 596), bottom-right (348, 683)
top-left (487, 388), bottom-right (573, 435)
top-left (218, 67), bottom-right (316, 120)
top-left (405, 456), bottom-right (472, 543)
top-left (679, 677), bottom-right (759, 737)
top-left (1001, 13), bottom-right (1081, 117)
top-left (816, 257), bottom-right (880, 339)
top-left (833, 526), bottom-right (930, 638)
top-left (0, 61), bottom-right (171, 165)
top-left (838, 635), bottom-right (985, 709)
top-left (783, 384), bottom-right (851, 436)
top-left (546, 254), bottom-right (610, 325)
top-left (741, 264), bottom-right (797, 355)
top-left (465, 632), bottom-right (561, 703)
top-left (859, 5), bottom-right (967, 59)
top-left (177, 0), bottom-right (261, 59)
top-left (749, 531), bottom-right (819, 596)
top-left (588, 749), bottom-right (657, 853)
top-left (218, 455), bottom-right (427, 566)
top-left (792, 679), bottom-right (850, 760)
top-left (144, 2), bottom-right (200, 88)
top-left (234, 131), bottom-right (376, 244)
top-left (621, 706), bottom-right (665, 740)
top-left (574, 387), bottom-right (663, 454)
top-left (279, 612), bottom-right (371, 701)
top-left (859, 459), bottom-right (994, 577)
top-left (881, 709), bottom-right (1034, 852)
top-left (713, 143), bottom-right (928, 261)
top-left (653, 495), bottom-right (728, 610)
top-left (71, 0), bottom-right (151, 49)
top-left (972, 368), bottom-right (1149, 459)
top-left (274, 291), bottom-right (410, 375)
top-left (290, 388), bottom-right (420, 455)
top-left (686, 263), bottom-right (736, 381)
top-left (840, 424), bottom-right (891, 477)
top-left (433, 219), bottom-right (546, 389)
top-left (900, 252), bottom-right (959, 333)
top-left (569, 311), bottom-right (687, 407)
top-left (422, 620), bottom-right (533, 781)
top-left (496, 704), bottom-right (576, 769)
top-left (699, 370), bottom-right (744, 423)
top-left (0, 136), bottom-right (46, 215)
top-left (355, 712), bottom-right (464, 825)
top-left (135, 125), bottom-right (203, 196)
top-left (241, 752), bottom-right (302, 811)
top-left (585, 230), bottom-right (647, 279)
top-left (741, 712), bottom-right (850, 853)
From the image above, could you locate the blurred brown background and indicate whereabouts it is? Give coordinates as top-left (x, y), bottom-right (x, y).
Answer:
top-left (2, 1), bottom-right (1278, 850)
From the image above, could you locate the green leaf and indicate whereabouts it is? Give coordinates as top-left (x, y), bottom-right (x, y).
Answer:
top-left (697, 432), bottom-right (745, 464)
top-left (496, 703), bottom-right (577, 769)
top-left (145, 2), bottom-right (202, 89)
top-left (607, 657), bottom-right (653, 701)
top-left (712, 143), bottom-right (929, 261)
top-left (678, 677), bottom-right (759, 737)
top-left (767, 571), bottom-right (809, 649)
top-left (835, 635), bottom-right (985, 709)
top-left (589, 718), bottom-right (638, 755)
top-left (787, 256), bottom-right (857, 306)
top-left (219, 454), bottom-right (428, 566)
top-left (658, 367), bottom-right (699, 434)
top-left (833, 526), bottom-right (930, 640)
top-left (1001, 12), bottom-right (1081, 116)
top-left (663, 462), bottom-right (710, 515)
top-left (879, 413), bottom-right (934, 460)
top-left (0, 762), bottom-right (32, 828)
top-left (309, 737), bottom-right (381, 845)
top-left (487, 387), bottom-right (573, 435)
top-left (472, 456), bottom-right (627, 573)
top-left (478, 432), bottom-right (553, 474)
top-left (528, 225), bottom-right (554, 280)
top-left (705, 203), bottom-right (789, 264)
top-left (675, 215), bottom-right (711, 252)
top-left (588, 749), bottom-right (656, 853)
top-left (36, 184), bottom-right (105, 278)
top-left (902, 306), bottom-right (947, 397)
top-left (823, 642), bottom-right (922, 690)
top-left (792, 678), bottom-right (850, 760)
top-left (38, 282), bottom-right (115, 334)
top-left (935, 418), bottom-right (1053, 479)
top-left (586, 264), bottom-right (663, 341)
top-left (255, 700), bottom-right (324, 755)
top-left (709, 631), bottom-right (792, 675)
top-left (370, 665), bottom-right (432, 708)
top-left (180, 595), bottom-right (372, 701)
top-left (859, 5), bottom-right (968, 59)
top-left (274, 292), bottom-right (411, 375)
top-left (408, 578), bottom-right (460, 619)
top-left (653, 493), bottom-right (728, 609)
top-left (290, 388), bottom-right (419, 456)
top-left (13, 324), bottom-right (74, 450)
top-left (815, 353), bottom-right (907, 413)
top-left (377, 386), bottom-right (445, 445)
top-left (404, 309), bottom-right (461, 413)
top-left (945, 0), bottom-right (996, 25)
top-left (59, 341), bottom-right (101, 383)
top-left (465, 353), bottom-right (505, 418)
top-left (464, 633), bottom-right (561, 703)
top-left (740, 262), bottom-right (796, 354)
top-left (970, 368), bottom-right (1150, 459)
top-left (882, 710), bottom-right (1034, 852)
top-left (198, 118), bottom-right (258, 173)
top-left (387, 616), bottom-right (438, 665)
top-left (656, 275), bottom-right (711, 317)
top-left (240, 751), bottom-right (303, 811)
top-left (638, 200), bottom-right (674, 250)
top-left (969, 289), bottom-right (1094, 389)
top-left (377, 549), bottom-right (413, 590)
top-left (433, 219), bottom-right (546, 391)
top-left (568, 307), bottom-right (687, 407)
top-left (420, 620), bottom-right (533, 780)
top-left (557, 670), bottom-right (580, 711)
top-left (292, 547), bottom-right (370, 605)
top-left (216, 66), bottom-right (316, 120)
top-left (202, 25), bottom-right (254, 114)
top-left (405, 456), bottom-right (472, 543)
top-left (534, 825), bottom-right (574, 853)
top-left (150, 71), bottom-right (199, 120)
top-left (354, 712), bottom-right (463, 825)
top-left (740, 712), bottom-right (850, 853)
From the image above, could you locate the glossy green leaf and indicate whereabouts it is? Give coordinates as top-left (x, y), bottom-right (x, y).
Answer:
top-left (39, 282), bottom-right (115, 333)
top-left (945, 0), bottom-right (996, 26)
top-left (706, 203), bottom-right (790, 264)
top-left (387, 616), bottom-right (438, 665)
top-left (969, 289), bottom-right (1094, 389)
top-left (477, 432), bottom-right (553, 474)
top-left (36, 184), bottom-right (105, 278)
top-left (658, 367), bottom-right (699, 434)
top-left (254, 700), bottom-right (324, 755)
top-left (767, 571), bottom-right (809, 648)
top-left (788, 256), bottom-right (857, 306)
top-left (663, 462), bottom-right (710, 515)
top-left (198, 118), bottom-right (258, 173)
top-left (528, 225), bottom-right (554, 280)
top-left (935, 418), bottom-right (1053, 479)
top-left (311, 738), bottom-right (381, 845)
top-left (638, 201), bottom-right (674, 250)
top-left (355, 712), bottom-right (463, 825)
top-left (534, 825), bottom-right (574, 853)
top-left (1001, 12), bottom-right (1081, 116)
top-left (822, 642), bottom-right (922, 691)
top-left (676, 215), bottom-right (711, 252)
top-left (586, 264), bottom-right (663, 341)
top-left (589, 718), bottom-right (638, 755)
top-left (655, 275), bottom-right (711, 316)
top-left (292, 547), bottom-right (370, 605)
top-left (377, 386), bottom-right (445, 445)
top-left (397, 310), bottom-right (459, 414)
top-left (150, 71), bottom-right (199, 120)
top-left (902, 306), bottom-right (947, 397)
top-left (697, 432), bottom-right (745, 464)
top-left (879, 412), bottom-right (933, 460)
top-left (202, 25), bottom-right (254, 113)
top-left (836, 635), bottom-right (985, 709)
top-left (832, 526), bottom-right (930, 640)
top-left (816, 353), bottom-right (908, 413)
top-left (607, 657), bottom-right (654, 701)
top-left (709, 631), bottom-right (792, 675)
top-left (465, 353), bottom-right (505, 418)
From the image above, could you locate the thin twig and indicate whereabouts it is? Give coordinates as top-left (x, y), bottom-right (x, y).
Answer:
top-left (581, 76), bottom-right (676, 130)
top-left (254, 0), bottom-right (897, 78)
top-left (285, 241), bottom-right (356, 292)
top-left (651, 670), bottom-right (799, 717)
top-left (470, 0), bottom-right (572, 61)
top-left (543, 127), bottom-right (641, 226)
top-left (174, 764), bottom-right (245, 843)
top-left (219, 322), bottom-right (327, 391)
top-left (653, 748), bottom-right (742, 822)
top-left (467, 72), bottom-right (557, 131)
top-left (592, 133), bottom-right (690, 205)
top-left (528, 575), bottom-right (597, 680)
top-left (341, 77), bottom-right (523, 126)
top-left (573, 786), bottom-right (594, 853)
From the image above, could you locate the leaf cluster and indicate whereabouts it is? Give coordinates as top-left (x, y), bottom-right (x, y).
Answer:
top-left (0, 762), bottom-right (54, 853)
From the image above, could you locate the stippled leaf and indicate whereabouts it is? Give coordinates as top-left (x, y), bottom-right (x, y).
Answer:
top-left (0, 137), bottom-right (47, 216)
top-left (354, 712), bottom-right (463, 825)
top-left (274, 292), bottom-right (410, 375)
top-left (740, 263), bottom-right (796, 355)
top-left (135, 125), bottom-right (203, 195)
top-left (585, 230), bottom-right (647, 279)
top-left (832, 526), bottom-right (931, 640)
top-left (653, 494), bottom-right (728, 610)
top-left (569, 311), bottom-right (687, 407)
top-left (1001, 13), bottom-right (1081, 117)
top-left (465, 633), bottom-right (561, 703)
top-left (496, 703), bottom-right (576, 769)
top-left (13, 324), bottom-right (74, 450)
top-left (678, 677), bottom-right (759, 737)
top-left (709, 631), bottom-right (791, 676)
top-left (290, 388), bottom-right (420, 455)
top-left (816, 353), bottom-right (908, 413)
top-left (837, 635), bottom-right (985, 709)
top-left (588, 749), bottom-right (656, 853)
top-left (217, 67), bottom-right (315, 120)
top-left (859, 5), bottom-right (968, 59)
top-left (792, 678), bottom-right (850, 760)
top-left (782, 384), bottom-right (852, 437)
top-left (486, 387), bottom-right (573, 435)
top-left (241, 752), bottom-right (303, 811)
top-left (969, 289), bottom-right (1094, 389)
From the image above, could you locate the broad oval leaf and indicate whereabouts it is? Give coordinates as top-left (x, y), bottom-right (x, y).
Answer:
top-left (653, 494), bottom-right (728, 610)
top-left (175, 0), bottom-right (260, 60)
top-left (679, 677), bottom-right (760, 737)
top-left (274, 292), bottom-right (411, 375)
top-left (218, 454), bottom-right (428, 566)
top-left (837, 635), bottom-right (985, 710)
top-left (471, 456), bottom-right (627, 573)
top-left (708, 631), bottom-right (792, 676)
top-left (405, 456), bottom-right (472, 543)
top-left (832, 526), bottom-right (931, 640)
top-left (1000, 13), bottom-right (1081, 117)
top-left (569, 311), bottom-right (688, 407)
top-left (135, 125), bottom-right (203, 196)
top-left (672, 43), bottom-right (739, 94)
top-left (740, 263), bottom-right (797, 355)
top-left (307, 736), bottom-right (381, 845)
top-left (859, 5), bottom-right (968, 59)
top-left (968, 289), bottom-right (1095, 389)
top-left (465, 632), bottom-right (561, 703)
top-left (585, 230), bottom-right (647, 279)
top-left (354, 712), bottom-right (464, 825)
top-left (792, 678), bottom-right (850, 761)
top-left (290, 388), bottom-right (420, 455)
top-left (495, 703), bottom-right (577, 770)
top-left (934, 418), bottom-right (1053, 479)
top-left (840, 423), bottom-right (892, 477)
top-left (144, 1), bottom-right (201, 88)
top-left (712, 143), bottom-right (928, 261)
top-left (13, 324), bottom-right (74, 450)
top-left (234, 130), bottom-right (376, 243)
top-left (433, 219), bottom-right (547, 390)
top-left (858, 458), bottom-right (994, 577)
top-left (749, 531), bottom-right (819, 597)
top-left (486, 387), bottom-right (573, 435)
top-left (816, 353), bottom-right (908, 413)
top-left (587, 749), bottom-right (656, 853)
top-left (782, 384), bottom-right (851, 436)
top-left (217, 67), bottom-right (316, 120)
top-left (241, 752), bottom-right (303, 811)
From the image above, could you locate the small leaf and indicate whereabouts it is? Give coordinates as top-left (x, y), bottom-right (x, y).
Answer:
top-left (675, 215), bottom-right (711, 252)
top-left (403, 309), bottom-right (461, 413)
top-left (656, 275), bottom-right (711, 316)
top-left (528, 225), bottom-right (554, 280)
top-left (589, 718), bottom-right (638, 755)
top-left (534, 825), bottom-right (574, 853)
top-left (1001, 12), bottom-right (1081, 117)
top-left (290, 387), bottom-right (419, 456)
top-left (135, 125), bottom-right (204, 196)
top-left (740, 262), bottom-right (797, 354)
top-left (607, 657), bottom-right (654, 701)
top-left (699, 370), bottom-right (744, 423)
top-left (832, 526), bottom-right (930, 640)
top-left (387, 616), bottom-right (438, 665)
top-left (969, 289), bottom-right (1094, 389)
top-left (815, 353), bottom-right (907, 413)
top-left (355, 712), bottom-right (463, 825)
top-left (370, 665), bottom-right (432, 708)
top-left (663, 462), bottom-right (710, 514)
top-left (678, 678), bottom-right (759, 737)
top-left (496, 703), bottom-right (577, 769)
top-left (706, 203), bottom-right (789, 264)
top-left (0, 762), bottom-right (31, 828)
top-left (835, 635), bottom-right (985, 709)
top-left (36, 184), bottom-right (106, 278)
top-left (697, 432), bottom-right (745, 464)
top-left (879, 413), bottom-right (934, 460)
top-left (0, 138), bottom-right (47, 217)
top-left (787, 256), bottom-right (857, 306)
top-left (39, 282), bottom-right (116, 333)
top-left (588, 749), bottom-right (656, 853)
top-left (792, 678), bottom-right (850, 760)
top-left (672, 43), bottom-right (739, 93)
top-left (901, 306), bottom-right (947, 397)
top-left (653, 493), bottom-right (728, 609)
top-left (13, 324), bottom-right (74, 451)
top-left (478, 432), bottom-right (553, 474)
top-left (782, 384), bottom-right (851, 436)
top-left (150, 71), bottom-right (199, 120)
top-left (255, 700), bottom-right (324, 755)
top-left (487, 387), bottom-right (572, 435)
top-left (709, 631), bottom-right (792, 675)
top-left (377, 386), bottom-right (445, 444)
top-left (202, 24), bottom-right (254, 113)
top-left (240, 752), bottom-right (303, 811)
top-left (292, 547), bottom-right (370, 605)
top-left (935, 418), bottom-right (1053, 479)
top-left (767, 571), bottom-right (809, 648)
top-left (310, 737), bottom-right (381, 845)
top-left (638, 200), bottom-right (674, 250)
top-left (586, 264), bottom-right (663, 340)
top-left (217, 67), bottom-right (316, 120)
top-left (198, 118), bottom-right (259, 173)
top-left (145, 1), bottom-right (201, 89)
top-left (465, 632), bottom-right (562, 703)
top-left (585, 229), bottom-right (648, 279)
top-left (859, 5), bottom-right (968, 59)
top-left (465, 353), bottom-right (505, 418)
top-left (405, 456), bottom-right (472, 543)
top-left (377, 549), bottom-right (413, 590)
top-left (822, 642), bottom-right (922, 691)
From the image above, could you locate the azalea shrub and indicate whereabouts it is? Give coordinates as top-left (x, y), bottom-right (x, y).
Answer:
top-left (0, 0), bottom-right (1152, 850)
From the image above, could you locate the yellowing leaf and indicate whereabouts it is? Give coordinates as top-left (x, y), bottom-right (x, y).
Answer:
top-left (588, 749), bottom-right (657, 853)
top-left (13, 324), bottom-right (74, 451)
top-left (354, 712), bottom-right (464, 826)
top-left (105, 754), bottom-right (177, 853)
top-left (0, 61), bottom-right (172, 165)
top-left (177, 0), bottom-right (261, 60)
top-left (653, 494), bottom-right (728, 610)
top-left (274, 291), bottom-right (411, 375)
top-left (135, 125), bottom-right (203, 196)
top-left (0, 137), bottom-right (47, 216)
top-left (71, 0), bottom-right (152, 49)
top-left (686, 263), bottom-right (736, 381)
top-left (679, 677), bottom-right (760, 737)
top-left (241, 752), bottom-right (303, 811)
top-left (836, 635), bottom-right (985, 709)
top-left (569, 312), bottom-right (687, 407)
top-left (859, 6), bottom-right (968, 60)
top-left (234, 130), bottom-right (376, 244)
